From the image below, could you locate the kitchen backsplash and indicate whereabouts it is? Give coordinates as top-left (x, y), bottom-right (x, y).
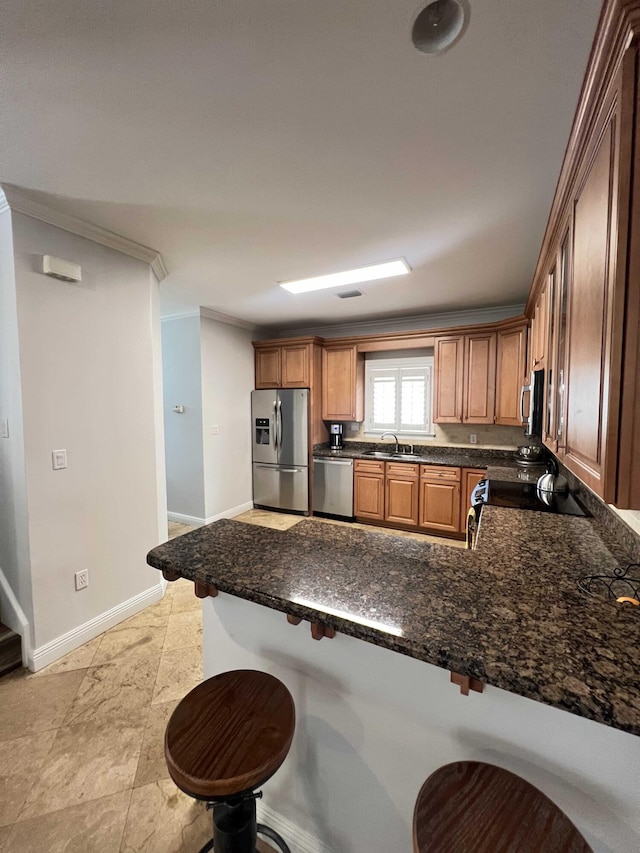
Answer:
top-left (345, 422), bottom-right (526, 450)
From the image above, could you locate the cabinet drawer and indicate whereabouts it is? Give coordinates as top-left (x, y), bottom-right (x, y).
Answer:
top-left (354, 459), bottom-right (385, 474)
top-left (385, 462), bottom-right (419, 478)
top-left (420, 465), bottom-right (461, 482)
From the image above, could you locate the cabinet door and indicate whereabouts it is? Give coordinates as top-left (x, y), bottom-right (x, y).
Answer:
top-left (385, 472), bottom-right (419, 527)
top-left (530, 285), bottom-right (549, 370)
top-left (255, 348), bottom-right (281, 388)
top-left (281, 344), bottom-right (310, 388)
top-left (563, 92), bottom-right (621, 499)
top-left (542, 263), bottom-right (558, 449)
top-left (322, 345), bottom-right (364, 421)
top-left (461, 468), bottom-right (486, 517)
top-left (495, 326), bottom-right (527, 425)
top-left (354, 471), bottom-right (385, 520)
top-left (434, 336), bottom-right (464, 423)
top-left (463, 333), bottom-right (496, 424)
top-left (419, 480), bottom-right (461, 533)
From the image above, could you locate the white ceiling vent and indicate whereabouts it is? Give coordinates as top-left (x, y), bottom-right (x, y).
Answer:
top-left (42, 255), bottom-right (82, 283)
top-left (337, 290), bottom-right (363, 299)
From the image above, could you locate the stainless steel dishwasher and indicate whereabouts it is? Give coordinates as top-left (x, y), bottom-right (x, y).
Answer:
top-left (312, 457), bottom-right (354, 519)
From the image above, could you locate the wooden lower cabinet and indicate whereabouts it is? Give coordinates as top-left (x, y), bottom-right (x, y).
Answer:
top-left (461, 468), bottom-right (486, 515)
top-left (353, 460), bottom-right (385, 521)
top-left (419, 466), bottom-right (461, 534)
top-left (355, 461), bottom-right (484, 537)
top-left (385, 463), bottom-right (419, 527)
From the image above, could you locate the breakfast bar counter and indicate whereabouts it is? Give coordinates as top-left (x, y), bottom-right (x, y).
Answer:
top-left (148, 512), bottom-right (639, 734)
top-left (147, 512), bottom-right (640, 852)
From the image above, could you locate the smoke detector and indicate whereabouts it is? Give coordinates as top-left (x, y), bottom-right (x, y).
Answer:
top-left (412, 0), bottom-right (469, 55)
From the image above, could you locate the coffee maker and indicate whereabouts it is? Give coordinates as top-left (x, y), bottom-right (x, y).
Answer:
top-left (329, 422), bottom-right (344, 451)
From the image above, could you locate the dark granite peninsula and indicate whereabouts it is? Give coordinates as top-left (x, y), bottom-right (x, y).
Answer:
top-left (148, 512), bottom-right (640, 852)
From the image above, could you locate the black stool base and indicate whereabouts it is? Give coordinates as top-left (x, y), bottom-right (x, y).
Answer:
top-left (197, 794), bottom-right (291, 853)
top-left (257, 822), bottom-right (291, 853)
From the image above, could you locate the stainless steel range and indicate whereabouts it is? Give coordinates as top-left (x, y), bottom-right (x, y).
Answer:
top-left (466, 478), bottom-right (589, 548)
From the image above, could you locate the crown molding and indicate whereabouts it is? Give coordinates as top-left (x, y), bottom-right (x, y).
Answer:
top-left (0, 184), bottom-right (168, 282)
top-left (161, 310), bottom-right (201, 323)
top-left (199, 306), bottom-right (264, 332)
top-left (276, 303), bottom-right (526, 339)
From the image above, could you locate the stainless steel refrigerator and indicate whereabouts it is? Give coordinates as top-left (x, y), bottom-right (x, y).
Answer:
top-left (251, 388), bottom-right (309, 513)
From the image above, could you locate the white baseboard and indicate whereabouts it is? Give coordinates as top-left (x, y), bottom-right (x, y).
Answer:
top-left (257, 801), bottom-right (335, 853)
top-left (28, 582), bottom-right (165, 672)
top-left (168, 500), bottom-right (254, 528)
top-left (205, 500), bottom-right (254, 524)
top-left (0, 565), bottom-right (30, 667)
top-left (167, 511), bottom-right (206, 526)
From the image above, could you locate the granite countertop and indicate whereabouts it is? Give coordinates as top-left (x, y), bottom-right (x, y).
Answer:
top-left (313, 443), bottom-right (519, 470)
top-left (148, 510), bottom-right (640, 737)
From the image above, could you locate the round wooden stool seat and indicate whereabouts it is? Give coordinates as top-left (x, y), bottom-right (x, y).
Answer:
top-left (413, 761), bottom-right (591, 853)
top-left (165, 669), bottom-right (295, 800)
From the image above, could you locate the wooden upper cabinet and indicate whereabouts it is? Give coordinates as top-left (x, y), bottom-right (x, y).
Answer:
top-left (322, 345), bottom-right (364, 421)
top-left (434, 336), bottom-right (464, 423)
top-left (281, 344), bottom-right (309, 388)
top-left (255, 347), bottom-right (281, 389)
top-left (435, 332), bottom-right (501, 425)
top-left (463, 333), bottom-right (496, 424)
top-left (254, 340), bottom-right (314, 389)
top-left (495, 325), bottom-right (527, 426)
top-left (563, 86), bottom-right (621, 500)
top-left (523, 5), bottom-right (640, 507)
top-left (530, 285), bottom-right (549, 371)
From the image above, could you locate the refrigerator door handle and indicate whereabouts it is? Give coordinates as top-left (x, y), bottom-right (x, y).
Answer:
top-left (277, 399), bottom-right (283, 453)
top-left (273, 401), bottom-right (278, 451)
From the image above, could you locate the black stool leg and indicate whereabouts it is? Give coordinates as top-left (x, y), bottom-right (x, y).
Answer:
top-left (256, 823), bottom-right (291, 853)
top-left (206, 797), bottom-right (257, 853)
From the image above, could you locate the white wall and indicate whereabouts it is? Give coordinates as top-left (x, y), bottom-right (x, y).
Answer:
top-left (204, 596), bottom-right (640, 853)
top-left (161, 314), bottom-right (205, 520)
top-left (12, 213), bottom-right (165, 653)
top-left (0, 210), bottom-right (33, 646)
top-left (200, 315), bottom-right (254, 521)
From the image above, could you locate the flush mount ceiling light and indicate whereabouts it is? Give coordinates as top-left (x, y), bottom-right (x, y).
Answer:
top-left (279, 258), bottom-right (410, 294)
top-left (412, 0), bottom-right (469, 55)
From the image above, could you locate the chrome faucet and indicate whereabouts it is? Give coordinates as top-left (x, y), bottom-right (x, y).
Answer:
top-left (381, 432), bottom-right (399, 453)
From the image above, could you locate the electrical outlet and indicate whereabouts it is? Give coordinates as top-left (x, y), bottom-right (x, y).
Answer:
top-left (0, 418), bottom-right (8, 438)
top-left (350, 423), bottom-right (359, 432)
top-left (75, 570), bottom-right (88, 591)
top-left (211, 424), bottom-right (220, 435)
top-left (52, 449), bottom-right (67, 469)
top-left (469, 434), bottom-right (478, 444)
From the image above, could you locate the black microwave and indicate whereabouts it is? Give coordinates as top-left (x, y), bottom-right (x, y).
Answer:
top-left (521, 369), bottom-right (544, 438)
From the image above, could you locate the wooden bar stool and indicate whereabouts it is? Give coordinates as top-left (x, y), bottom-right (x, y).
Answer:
top-left (165, 669), bottom-right (295, 853)
top-left (413, 761), bottom-right (592, 852)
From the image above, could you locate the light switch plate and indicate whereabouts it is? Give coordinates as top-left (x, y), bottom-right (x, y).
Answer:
top-left (0, 419), bottom-right (8, 438)
top-left (52, 449), bottom-right (67, 469)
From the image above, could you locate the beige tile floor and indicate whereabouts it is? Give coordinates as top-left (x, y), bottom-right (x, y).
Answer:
top-left (0, 512), bottom-right (461, 852)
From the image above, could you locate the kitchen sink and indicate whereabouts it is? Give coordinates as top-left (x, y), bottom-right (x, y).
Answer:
top-left (362, 450), bottom-right (423, 461)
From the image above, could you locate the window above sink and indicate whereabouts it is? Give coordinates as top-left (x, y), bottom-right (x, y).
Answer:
top-left (365, 353), bottom-right (435, 438)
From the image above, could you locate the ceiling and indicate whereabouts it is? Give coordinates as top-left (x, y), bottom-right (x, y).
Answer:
top-left (1, 0), bottom-right (603, 331)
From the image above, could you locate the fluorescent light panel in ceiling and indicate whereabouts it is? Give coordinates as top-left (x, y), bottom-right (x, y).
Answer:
top-left (279, 258), bottom-right (410, 294)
